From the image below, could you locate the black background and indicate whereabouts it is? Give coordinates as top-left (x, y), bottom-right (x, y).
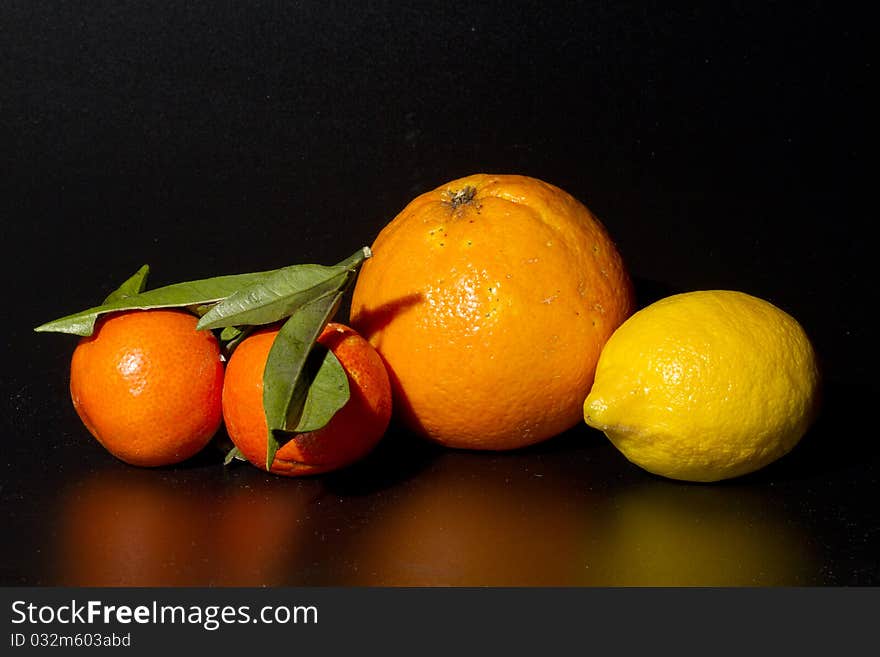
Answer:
top-left (1, 2), bottom-right (874, 585)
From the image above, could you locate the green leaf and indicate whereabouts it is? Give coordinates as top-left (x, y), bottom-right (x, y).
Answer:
top-left (295, 347), bottom-right (349, 433)
top-left (262, 289), bottom-right (347, 470)
top-left (220, 326), bottom-right (243, 342)
top-left (196, 247), bottom-right (371, 331)
top-left (197, 266), bottom-right (348, 330)
top-left (219, 325), bottom-right (254, 356)
top-left (223, 446), bottom-right (247, 466)
top-left (34, 268), bottom-right (282, 336)
top-left (103, 265), bottom-right (150, 304)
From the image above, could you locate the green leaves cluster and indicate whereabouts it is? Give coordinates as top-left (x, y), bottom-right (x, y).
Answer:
top-left (36, 247), bottom-right (373, 470)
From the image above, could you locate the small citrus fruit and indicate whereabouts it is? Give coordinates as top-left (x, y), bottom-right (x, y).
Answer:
top-left (69, 309), bottom-right (224, 467)
top-left (222, 323), bottom-right (392, 476)
top-left (350, 173), bottom-right (634, 450)
top-left (583, 290), bottom-right (821, 482)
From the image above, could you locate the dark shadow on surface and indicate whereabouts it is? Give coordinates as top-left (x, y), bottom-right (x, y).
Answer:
top-left (318, 421), bottom-right (444, 496)
top-left (321, 414), bottom-right (609, 497)
top-left (504, 421), bottom-right (606, 456)
top-left (171, 433), bottom-right (229, 469)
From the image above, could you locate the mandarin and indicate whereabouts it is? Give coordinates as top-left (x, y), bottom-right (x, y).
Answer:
top-left (350, 173), bottom-right (634, 450)
top-left (69, 309), bottom-right (224, 467)
top-left (222, 323), bottom-right (392, 476)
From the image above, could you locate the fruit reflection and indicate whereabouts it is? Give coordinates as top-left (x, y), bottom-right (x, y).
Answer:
top-left (58, 448), bottom-right (815, 586)
top-left (585, 480), bottom-right (817, 586)
top-left (208, 475), bottom-right (311, 586)
top-left (59, 468), bottom-right (210, 586)
top-left (347, 451), bottom-right (593, 586)
top-left (59, 465), bottom-right (315, 586)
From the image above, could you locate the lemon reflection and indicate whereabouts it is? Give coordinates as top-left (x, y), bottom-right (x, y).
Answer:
top-left (585, 480), bottom-right (817, 586)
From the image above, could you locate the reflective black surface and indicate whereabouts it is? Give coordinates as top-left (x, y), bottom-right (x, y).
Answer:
top-left (2, 2), bottom-right (873, 586)
top-left (2, 377), bottom-right (875, 586)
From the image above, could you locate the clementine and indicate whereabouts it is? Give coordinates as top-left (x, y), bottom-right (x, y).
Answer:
top-left (350, 173), bottom-right (634, 450)
top-left (69, 309), bottom-right (224, 467)
top-left (222, 322), bottom-right (392, 476)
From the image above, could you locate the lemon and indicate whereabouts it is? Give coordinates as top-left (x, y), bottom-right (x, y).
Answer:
top-left (583, 290), bottom-right (821, 482)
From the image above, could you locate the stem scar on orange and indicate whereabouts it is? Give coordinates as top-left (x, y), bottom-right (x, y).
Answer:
top-left (69, 309), bottom-right (224, 467)
top-left (350, 173), bottom-right (635, 450)
top-left (222, 323), bottom-right (392, 476)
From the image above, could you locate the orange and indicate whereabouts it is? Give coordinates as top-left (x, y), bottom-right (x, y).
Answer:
top-left (69, 309), bottom-right (224, 467)
top-left (222, 322), bottom-right (392, 476)
top-left (350, 173), bottom-right (634, 450)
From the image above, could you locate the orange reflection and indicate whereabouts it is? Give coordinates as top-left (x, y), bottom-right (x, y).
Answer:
top-left (58, 466), bottom-right (313, 586)
top-left (346, 452), bottom-right (594, 586)
top-left (208, 476), bottom-right (311, 586)
top-left (58, 468), bottom-right (210, 586)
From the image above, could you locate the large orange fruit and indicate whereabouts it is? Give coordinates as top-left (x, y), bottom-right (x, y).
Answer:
top-left (222, 323), bottom-right (392, 476)
top-left (350, 173), bottom-right (634, 450)
top-left (69, 309), bottom-right (224, 467)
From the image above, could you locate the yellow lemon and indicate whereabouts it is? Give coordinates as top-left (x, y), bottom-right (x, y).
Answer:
top-left (583, 290), bottom-right (821, 482)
